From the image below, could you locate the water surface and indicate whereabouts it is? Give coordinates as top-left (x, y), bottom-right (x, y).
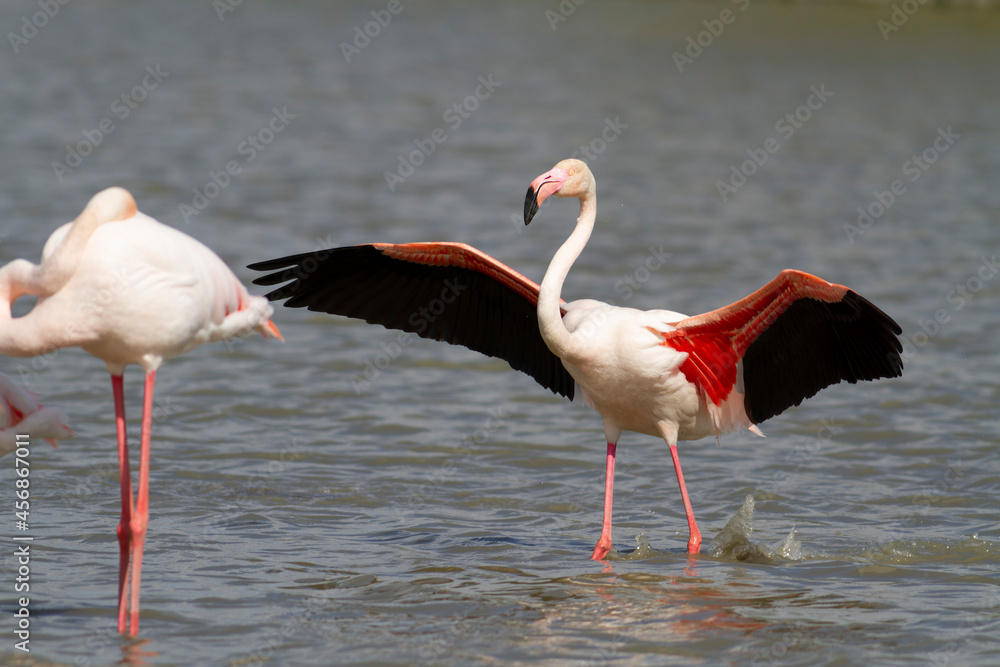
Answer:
top-left (1, 1), bottom-right (998, 665)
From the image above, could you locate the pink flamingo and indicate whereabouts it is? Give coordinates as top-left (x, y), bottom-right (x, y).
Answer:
top-left (0, 372), bottom-right (73, 456)
top-left (250, 159), bottom-right (902, 560)
top-left (0, 187), bottom-right (281, 635)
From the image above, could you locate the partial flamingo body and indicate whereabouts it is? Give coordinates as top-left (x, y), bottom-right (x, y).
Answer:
top-left (0, 187), bottom-right (281, 635)
top-left (0, 372), bottom-right (73, 456)
top-left (250, 159), bottom-right (902, 560)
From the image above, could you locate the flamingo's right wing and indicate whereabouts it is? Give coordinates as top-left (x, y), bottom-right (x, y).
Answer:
top-left (662, 270), bottom-right (903, 424)
top-left (249, 243), bottom-right (575, 399)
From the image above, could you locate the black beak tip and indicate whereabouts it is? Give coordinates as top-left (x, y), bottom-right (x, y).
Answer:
top-left (523, 186), bottom-right (539, 226)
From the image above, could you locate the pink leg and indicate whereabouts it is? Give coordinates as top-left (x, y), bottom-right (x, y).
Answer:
top-left (127, 370), bottom-right (156, 636)
top-left (591, 442), bottom-right (617, 560)
top-left (668, 444), bottom-right (701, 553)
top-left (111, 374), bottom-right (134, 635)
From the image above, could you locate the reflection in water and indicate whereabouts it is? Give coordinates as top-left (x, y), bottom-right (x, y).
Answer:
top-left (120, 637), bottom-right (156, 665)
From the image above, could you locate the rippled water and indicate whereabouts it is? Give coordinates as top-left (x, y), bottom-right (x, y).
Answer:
top-left (1, 1), bottom-right (999, 666)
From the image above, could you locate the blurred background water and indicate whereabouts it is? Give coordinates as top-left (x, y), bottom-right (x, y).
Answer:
top-left (1, 1), bottom-right (999, 665)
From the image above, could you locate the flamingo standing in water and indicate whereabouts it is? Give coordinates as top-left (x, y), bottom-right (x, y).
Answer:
top-left (0, 372), bottom-right (73, 456)
top-left (0, 187), bottom-right (281, 635)
top-left (250, 159), bottom-right (902, 560)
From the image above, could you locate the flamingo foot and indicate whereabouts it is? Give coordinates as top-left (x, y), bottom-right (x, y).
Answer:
top-left (591, 537), bottom-right (613, 561)
top-left (687, 531), bottom-right (702, 554)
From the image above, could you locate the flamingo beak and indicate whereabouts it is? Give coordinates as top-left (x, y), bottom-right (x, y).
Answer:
top-left (262, 319), bottom-right (284, 341)
top-left (523, 167), bottom-right (569, 226)
top-left (523, 185), bottom-right (542, 226)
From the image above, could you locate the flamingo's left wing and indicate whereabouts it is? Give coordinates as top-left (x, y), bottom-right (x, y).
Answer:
top-left (248, 242), bottom-right (575, 399)
top-left (660, 270), bottom-right (903, 424)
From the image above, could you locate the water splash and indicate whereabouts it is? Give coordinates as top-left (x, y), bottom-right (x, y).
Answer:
top-left (772, 526), bottom-right (803, 561)
top-left (613, 531), bottom-right (660, 561)
top-left (709, 494), bottom-right (804, 563)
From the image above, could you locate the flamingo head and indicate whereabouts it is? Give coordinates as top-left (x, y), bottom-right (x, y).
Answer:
top-left (88, 187), bottom-right (138, 223)
top-left (523, 159), bottom-right (594, 225)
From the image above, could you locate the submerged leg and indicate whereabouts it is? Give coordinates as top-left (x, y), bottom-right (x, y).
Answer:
top-left (127, 370), bottom-right (156, 636)
top-left (591, 442), bottom-right (617, 560)
top-left (111, 373), bottom-right (133, 635)
top-left (668, 444), bottom-right (701, 553)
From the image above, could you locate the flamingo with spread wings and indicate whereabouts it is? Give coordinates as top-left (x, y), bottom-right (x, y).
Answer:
top-left (250, 159), bottom-right (902, 559)
top-left (0, 187), bottom-right (281, 635)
